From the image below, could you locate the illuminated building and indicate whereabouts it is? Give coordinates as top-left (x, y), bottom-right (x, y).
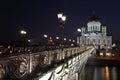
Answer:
top-left (77, 16), bottom-right (112, 49)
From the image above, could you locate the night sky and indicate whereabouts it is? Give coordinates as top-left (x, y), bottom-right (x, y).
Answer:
top-left (0, 0), bottom-right (120, 42)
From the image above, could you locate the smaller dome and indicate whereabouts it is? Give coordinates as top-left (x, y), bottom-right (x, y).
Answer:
top-left (82, 25), bottom-right (86, 28)
top-left (88, 16), bottom-right (100, 22)
top-left (102, 24), bottom-right (106, 26)
top-left (102, 25), bottom-right (106, 29)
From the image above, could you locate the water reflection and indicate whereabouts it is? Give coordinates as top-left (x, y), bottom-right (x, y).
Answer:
top-left (82, 66), bottom-right (120, 80)
top-left (105, 66), bottom-right (109, 80)
top-left (112, 67), bottom-right (117, 80)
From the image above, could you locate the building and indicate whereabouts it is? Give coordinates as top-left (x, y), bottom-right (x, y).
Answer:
top-left (77, 16), bottom-right (112, 50)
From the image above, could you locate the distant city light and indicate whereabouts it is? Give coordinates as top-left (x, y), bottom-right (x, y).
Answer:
top-left (56, 37), bottom-right (59, 40)
top-left (69, 39), bottom-right (71, 42)
top-left (100, 52), bottom-right (103, 56)
top-left (73, 40), bottom-right (75, 42)
top-left (0, 52), bottom-right (2, 54)
top-left (106, 52), bottom-right (111, 56)
top-left (71, 43), bottom-right (74, 46)
top-left (28, 39), bottom-right (31, 42)
top-left (112, 43), bottom-right (116, 47)
top-left (64, 38), bottom-right (67, 41)
top-left (84, 34), bottom-right (87, 36)
top-left (44, 34), bottom-right (48, 38)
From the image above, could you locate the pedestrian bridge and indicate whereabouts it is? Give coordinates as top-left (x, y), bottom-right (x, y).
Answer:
top-left (0, 46), bottom-right (96, 80)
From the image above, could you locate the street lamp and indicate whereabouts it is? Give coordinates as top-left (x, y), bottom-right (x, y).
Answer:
top-left (55, 36), bottom-right (59, 46)
top-left (20, 30), bottom-right (27, 52)
top-left (43, 34), bottom-right (48, 44)
top-left (56, 36), bottom-right (59, 40)
top-left (77, 28), bottom-right (81, 46)
top-left (43, 34), bottom-right (48, 38)
top-left (21, 30), bottom-right (27, 35)
top-left (57, 13), bottom-right (66, 25)
top-left (57, 12), bottom-right (66, 48)
top-left (43, 34), bottom-right (49, 50)
top-left (64, 38), bottom-right (67, 41)
top-left (77, 28), bottom-right (81, 33)
top-left (28, 39), bottom-right (31, 43)
top-left (69, 39), bottom-right (71, 42)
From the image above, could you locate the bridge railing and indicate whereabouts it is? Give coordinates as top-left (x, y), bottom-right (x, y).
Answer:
top-left (37, 46), bottom-right (95, 80)
top-left (0, 46), bottom-right (95, 80)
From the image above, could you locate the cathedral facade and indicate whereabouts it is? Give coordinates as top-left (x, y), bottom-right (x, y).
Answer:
top-left (77, 16), bottom-right (112, 49)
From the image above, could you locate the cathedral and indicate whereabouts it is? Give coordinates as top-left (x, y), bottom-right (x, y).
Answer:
top-left (77, 16), bottom-right (112, 50)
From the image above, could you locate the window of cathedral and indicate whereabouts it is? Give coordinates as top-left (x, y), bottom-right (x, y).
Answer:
top-left (98, 39), bottom-right (100, 43)
top-left (82, 40), bottom-right (84, 44)
top-left (108, 40), bottom-right (110, 43)
top-left (93, 26), bottom-right (95, 30)
top-left (103, 40), bottom-right (105, 43)
top-left (93, 39), bottom-right (95, 42)
top-left (95, 26), bottom-right (97, 30)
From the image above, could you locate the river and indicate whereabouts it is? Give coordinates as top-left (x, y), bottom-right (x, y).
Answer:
top-left (82, 65), bottom-right (120, 80)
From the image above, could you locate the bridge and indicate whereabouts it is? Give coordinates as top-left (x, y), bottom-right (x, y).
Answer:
top-left (0, 46), bottom-right (96, 80)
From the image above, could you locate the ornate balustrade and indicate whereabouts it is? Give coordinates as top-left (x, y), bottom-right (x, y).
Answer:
top-left (0, 46), bottom-right (95, 80)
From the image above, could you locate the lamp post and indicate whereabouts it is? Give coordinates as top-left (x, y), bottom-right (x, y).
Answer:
top-left (68, 39), bottom-right (71, 47)
top-left (28, 39), bottom-right (31, 47)
top-left (43, 34), bottom-right (48, 49)
top-left (77, 28), bottom-right (81, 46)
top-left (20, 30), bottom-right (27, 52)
top-left (56, 36), bottom-right (59, 46)
top-left (57, 12), bottom-right (66, 49)
top-left (63, 38), bottom-right (67, 47)
top-left (43, 34), bottom-right (48, 42)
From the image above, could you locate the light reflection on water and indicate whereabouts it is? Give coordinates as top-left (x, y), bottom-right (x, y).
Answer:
top-left (82, 66), bottom-right (119, 80)
top-left (105, 66), bottom-right (110, 80)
